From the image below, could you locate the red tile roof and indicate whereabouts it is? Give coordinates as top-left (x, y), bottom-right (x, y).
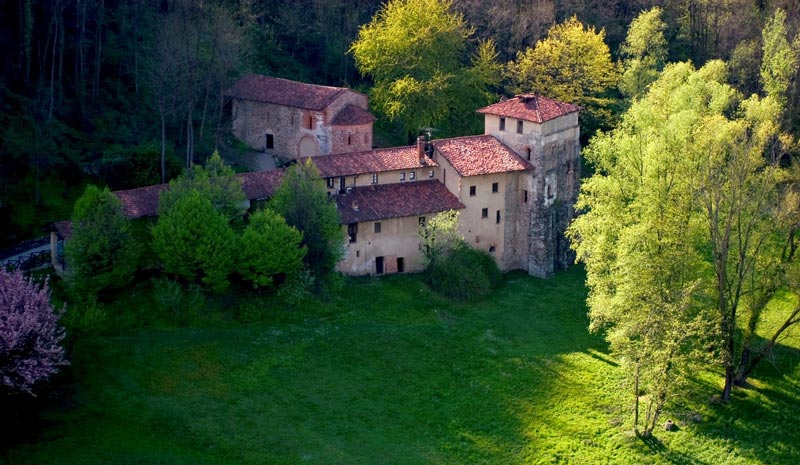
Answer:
top-left (433, 135), bottom-right (532, 177)
top-left (331, 104), bottom-right (376, 126)
top-left (310, 146), bottom-right (437, 178)
top-left (477, 94), bottom-right (580, 123)
top-left (238, 169), bottom-right (285, 201)
top-left (336, 180), bottom-right (464, 224)
top-left (114, 184), bottom-right (166, 218)
top-left (52, 220), bottom-right (73, 240)
top-left (224, 74), bottom-right (358, 111)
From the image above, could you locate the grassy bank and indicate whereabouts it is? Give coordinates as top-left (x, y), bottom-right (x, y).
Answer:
top-left (6, 268), bottom-right (800, 464)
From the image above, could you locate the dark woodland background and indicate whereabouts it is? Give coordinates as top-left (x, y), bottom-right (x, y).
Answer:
top-left (1, 0), bottom-right (798, 248)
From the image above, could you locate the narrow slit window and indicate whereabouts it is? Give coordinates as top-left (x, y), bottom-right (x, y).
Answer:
top-left (517, 120), bottom-right (523, 134)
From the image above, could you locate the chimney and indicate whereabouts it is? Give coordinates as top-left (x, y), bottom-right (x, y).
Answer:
top-left (417, 136), bottom-right (426, 164)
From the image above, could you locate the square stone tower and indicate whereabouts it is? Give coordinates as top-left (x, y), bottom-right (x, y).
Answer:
top-left (478, 95), bottom-right (581, 278)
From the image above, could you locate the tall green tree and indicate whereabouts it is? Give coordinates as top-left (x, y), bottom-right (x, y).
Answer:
top-left (152, 189), bottom-right (237, 293)
top-left (158, 150), bottom-right (246, 222)
top-left (350, 0), bottom-right (496, 139)
top-left (618, 7), bottom-right (667, 100)
top-left (506, 16), bottom-right (619, 138)
top-left (269, 160), bottom-right (343, 289)
top-left (570, 59), bottom-right (800, 414)
top-left (239, 209), bottom-right (307, 290)
top-left (65, 185), bottom-right (140, 296)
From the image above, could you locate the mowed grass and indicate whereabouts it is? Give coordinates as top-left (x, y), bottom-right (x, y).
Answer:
top-left (8, 268), bottom-right (800, 464)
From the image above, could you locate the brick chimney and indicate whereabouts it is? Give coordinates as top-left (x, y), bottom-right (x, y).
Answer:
top-left (417, 136), bottom-right (426, 164)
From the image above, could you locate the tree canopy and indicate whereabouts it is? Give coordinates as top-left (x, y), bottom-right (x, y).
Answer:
top-left (268, 160), bottom-right (343, 289)
top-left (65, 185), bottom-right (140, 297)
top-left (569, 59), bottom-right (799, 432)
top-left (0, 269), bottom-right (67, 396)
top-left (506, 16), bottom-right (619, 138)
top-left (152, 189), bottom-right (237, 293)
top-left (618, 7), bottom-right (667, 99)
top-left (350, 0), bottom-right (497, 138)
top-left (239, 209), bottom-right (307, 290)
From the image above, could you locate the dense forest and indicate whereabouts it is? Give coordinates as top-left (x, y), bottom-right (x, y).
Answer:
top-left (1, 0), bottom-right (798, 248)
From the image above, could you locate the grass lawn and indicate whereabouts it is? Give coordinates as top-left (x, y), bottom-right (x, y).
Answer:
top-left (6, 267), bottom-right (800, 464)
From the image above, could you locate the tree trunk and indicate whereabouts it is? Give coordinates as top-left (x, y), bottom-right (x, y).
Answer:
top-left (160, 107), bottom-right (166, 184)
top-left (93, 0), bottom-right (105, 99)
top-left (633, 362), bottom-right (640, 435)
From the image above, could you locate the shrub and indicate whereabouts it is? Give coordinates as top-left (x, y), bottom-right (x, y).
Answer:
top-left (427, 244), bottom-right (501, 301)
top-left (151, 277), bottom-right (204, 325)
top-left (0, 269), bottom-right (68, 396)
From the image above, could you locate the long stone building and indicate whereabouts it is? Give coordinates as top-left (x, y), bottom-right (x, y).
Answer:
top-left (52, 75), bottom-right (580, 278)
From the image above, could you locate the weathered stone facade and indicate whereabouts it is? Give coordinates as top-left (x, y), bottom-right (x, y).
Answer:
top-left (225, 75), bottom-right (374, 159)
top-left (224, 77), bottom-right (582, 278)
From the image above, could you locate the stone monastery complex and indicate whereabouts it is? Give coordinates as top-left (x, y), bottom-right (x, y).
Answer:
top-left (52, 74), bottom-right (581, 278)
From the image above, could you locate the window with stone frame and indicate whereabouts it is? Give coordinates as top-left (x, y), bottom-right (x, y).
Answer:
top-left (499, 117), bottom-right (506, 131)
top-left (469, 185), bottom-right (476, 196)
top-left (517, 120), bottom-right (523, 134)
top-left (374, 222), bottom-right (382, 233)
top-left (492, 182), bottom-right (498, 193)
top-left (482, 208), bottom-right (488, 218)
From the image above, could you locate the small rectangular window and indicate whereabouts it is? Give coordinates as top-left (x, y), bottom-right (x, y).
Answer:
top-left (400, 172), bottom-right (406, 181)
top-left (374, 222), bottom-right (382, 233)
top-left (428, 170), bottom-right (434, 178)
top-left (517, 120), bottom-right (523, 134)
top-left (397, 257), bottom-right (404, 273)
top-left (492, 182), bottom-right (498, 193)
top-left (523, 190), bottom-right (528, 203)
top-left (409, 171), bottom-right (416, 180)
top-left (496, 210), bottom-right (501, 224)
top-left (307, 115), bottom-right (314, 130)
top-left (371, 173), bottom-right (378, 184)
top-left (482, 208), bottom-right (488, 218)
top-left (499, 117), bottom-right (506, 131)
top-left (326, 178), bottom-right (334, 189)
top-left (348, 223), bottom-right (358, 243)
top-left (266, 133), bottom-right (274, 149)
top-left (469, 185), bottom-right (476, 196)
top-left (419, 216), bottom-right (426, 226)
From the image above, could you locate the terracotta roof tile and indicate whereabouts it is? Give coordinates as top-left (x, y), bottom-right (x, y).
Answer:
top-left (237, 169), bottom-right (285, 201)
top-left (331, 104), bottom-right (376, 126)
top-left (433, 135), bottom-right (532, 177)
top-left (477, 94), bottom-right (580, 123)
top-left (53, 220), bottom-right (73, 240)
top-left (224, 74), bottom-right (355, 111)
top-left (114, 184), bottom-right (166, 218)
top-left (310, 146), bottom-right (437, 178)
top-left (336, 180), bottom-right (464, 224)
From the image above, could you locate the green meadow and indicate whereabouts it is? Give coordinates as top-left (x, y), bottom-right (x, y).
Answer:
top-left (8, 268), bottom-right (800, 464)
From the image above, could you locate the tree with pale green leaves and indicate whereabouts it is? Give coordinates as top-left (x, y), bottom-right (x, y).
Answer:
top-left (619, 7), bottom-right (667, 100)
top-left (65, 185), bottom-right (140, 296)
top-left (350, 0), bottom-right (498, 139)
top-left (506, 16), bottom-right (619, 138)
top-left (569, 59), bottom-right (800, 432)
top-left (239, 209), bottom-right (307, 290)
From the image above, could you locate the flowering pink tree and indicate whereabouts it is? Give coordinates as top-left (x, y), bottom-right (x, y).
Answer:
top-left (0, 269), bottom-right (67, 396)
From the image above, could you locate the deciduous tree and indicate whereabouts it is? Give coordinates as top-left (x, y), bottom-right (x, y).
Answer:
top-left (350, 0), bottom-right (496, 139)
top-left (0, 269), bottom-right (67, 396)
top-left (239, 209), bottom-right (307, 290)
top-left (152, 189), bottom-right (237, 293)
top-left (158, 150), bottom-right (246, 223)
top-left (269, 160), bottom-right (343, 289)
top-left (506, 16), bottom-right (619, 138)
top-left (618, 7), bottom-right (667, 100)
top-left (65, 185), bottom-right (140, 296)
